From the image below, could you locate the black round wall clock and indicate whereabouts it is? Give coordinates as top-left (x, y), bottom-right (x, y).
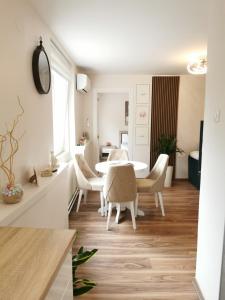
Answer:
top-left (32, 38), bottom-right (51, 94)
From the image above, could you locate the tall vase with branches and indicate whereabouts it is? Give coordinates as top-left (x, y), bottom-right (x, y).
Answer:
top-left (0, 98), bottom-right (24, 203)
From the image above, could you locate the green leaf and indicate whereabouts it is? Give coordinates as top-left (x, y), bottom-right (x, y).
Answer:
top-left (72, 249), bottom-right (98, 266)
top-left (74, 278), bottom-right (96, 288)
top-left (72, 247), bottom-right (98, 297)
top-left (78, 246), bottom-right (84, 254)
top-left (156, 134), bottom-right (184, 156)
top-left (74, 285), bottom-right (94, 296)
top-left (82, 279), bottom-right (96, 287)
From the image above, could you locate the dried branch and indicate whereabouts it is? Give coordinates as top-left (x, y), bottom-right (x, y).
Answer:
top-left (0, 98), bottom-right (24, 187)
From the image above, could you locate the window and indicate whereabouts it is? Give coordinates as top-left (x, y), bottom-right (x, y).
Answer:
top-left (52, 69), bottom-right (70, 156)
top-left (51, 40), bottom-right (75, 160)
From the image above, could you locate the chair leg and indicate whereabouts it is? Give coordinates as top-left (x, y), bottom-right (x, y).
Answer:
top-left (154, 192), bottom-right (159, 208)
top-left (104, 196), bottom-right (108, 217)
top-left (130, 201), bottom-right (136, 230)
top-left (106, 203), bottom-right (112, 230)
top-left (84, 190), bottom-right (88, 204)
top-left (76, 189), bottom-right (83, 212)
top-left (158, 192), bottom-right (165, 216)
top-left (115, 204), bottom-right (121, 224)
top-left (100, 192), bottom-right (104, 217)
top-left (135, 194), bottom-right (139, 217)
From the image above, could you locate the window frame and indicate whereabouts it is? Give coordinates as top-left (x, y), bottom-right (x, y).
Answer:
top-left (50, 48), bottom-right (75, 162)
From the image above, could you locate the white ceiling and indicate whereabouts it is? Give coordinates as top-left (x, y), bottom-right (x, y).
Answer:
top-left (29, 0), bottom-right (208, 74)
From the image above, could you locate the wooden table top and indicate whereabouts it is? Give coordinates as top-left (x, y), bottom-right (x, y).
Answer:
top-left (0, 227), bottom-right (76, 300)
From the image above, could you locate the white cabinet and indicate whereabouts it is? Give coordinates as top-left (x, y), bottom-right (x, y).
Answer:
top-left (0, 163), bottom-right (75, 228)
top-left (46, 252), bottom-right (73, 300)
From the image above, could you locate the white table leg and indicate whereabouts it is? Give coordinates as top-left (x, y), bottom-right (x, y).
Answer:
top-left (98, 204), bottom-right (145, 216)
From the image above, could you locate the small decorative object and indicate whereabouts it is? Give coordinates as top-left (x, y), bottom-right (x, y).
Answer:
top-left (50, 151), bottom-right (59, 172)
top-left (157, 134), bottom-right (184, 187)
top-left (40, 169), bottom-right (52, 177)
top-left (32, 37), bottom-right (51, 94)
top-left (106, 142), bottom-right (112, 146)
top-left (28, 168), bottom-right (38, 185)
top-left (1, 184), bottom-right (23, 204)
top-left (0, 98), bottom-right (24, 204)
top-left (72, 247), bottom-right (97, 296)
top-left (79, 132), bottom-right (89, 145)
top-left (136, 105), bottom-right (149, 125)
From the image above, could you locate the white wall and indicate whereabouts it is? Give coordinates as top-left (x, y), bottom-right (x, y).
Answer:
top-left (98, 93), bottom-right (128, 147)
top-left (176, 75), bottom-right (205, 178)
top-left (0, 0), bottom-right (82, 192)
top-left (196, 0), bottom-right (225, 299)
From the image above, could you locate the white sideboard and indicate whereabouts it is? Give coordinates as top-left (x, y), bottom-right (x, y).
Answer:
top-left (46, 252), bottom-right (73, 300)
top-left (0, 163), bottom-right (77, 300)
top-left (0, 162), bottom-right (75, 228)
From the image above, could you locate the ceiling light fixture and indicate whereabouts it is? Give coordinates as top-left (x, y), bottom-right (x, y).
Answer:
top-left (187, 57), bottom-right (207, 75)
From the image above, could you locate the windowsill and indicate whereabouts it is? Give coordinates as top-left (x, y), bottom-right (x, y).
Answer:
top-left (0, 163), bottom-right (70, 226)
top-left (56, 151), bottom-right (71, 164)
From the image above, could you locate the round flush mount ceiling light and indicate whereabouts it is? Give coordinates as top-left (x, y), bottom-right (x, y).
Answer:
top-left (187, 57), bottom-right (207, 75)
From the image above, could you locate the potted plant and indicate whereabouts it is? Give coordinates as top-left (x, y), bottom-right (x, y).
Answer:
top-left (157, 134), bottom-right (183, 187)
top-left (72, 246), bottom-right (98, 297)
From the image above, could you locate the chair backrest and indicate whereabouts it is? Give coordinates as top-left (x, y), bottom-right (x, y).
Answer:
top-left (147, 154), bottom-right (169, 191)
top-left (74, 154), bottom-right (96, 190)
top-left (103, 164), bottom-right (137, 203)
top-left (107, 149), bottom-right (129, 161)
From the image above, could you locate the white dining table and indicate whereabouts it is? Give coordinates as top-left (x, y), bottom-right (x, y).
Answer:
top-left (95, 160), bottom-right (148, 217)
top-left (95, 160), bottom-right (148, 176)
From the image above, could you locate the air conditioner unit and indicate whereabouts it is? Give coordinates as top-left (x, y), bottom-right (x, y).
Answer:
top-left (76, 73), bottom-right (90, 93)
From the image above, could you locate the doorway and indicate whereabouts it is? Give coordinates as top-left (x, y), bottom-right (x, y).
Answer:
top-left (93, 88), bottom-right (134, 164)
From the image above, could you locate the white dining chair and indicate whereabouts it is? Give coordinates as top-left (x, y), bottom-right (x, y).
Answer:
top-left (107, 149), bottom-right (129, 161)
top-left (136, 154), bottom-right (169, 216)
top-left (74, 154), bottom-right (105, 216)
top-left (103, 164), bottom-right (137, 230)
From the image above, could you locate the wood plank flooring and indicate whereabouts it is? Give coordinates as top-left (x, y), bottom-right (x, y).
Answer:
top-left (69, 180), bottom-right (199, 299)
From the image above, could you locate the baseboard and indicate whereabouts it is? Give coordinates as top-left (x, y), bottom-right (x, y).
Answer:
top-left (193, 278), bottom-right (205, 300)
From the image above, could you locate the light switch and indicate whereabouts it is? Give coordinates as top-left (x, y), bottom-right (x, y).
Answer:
top-left (214, 110), bottom-right (221, 123)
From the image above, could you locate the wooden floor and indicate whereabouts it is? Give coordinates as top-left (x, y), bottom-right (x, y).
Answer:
top-left (69, 181), bottom-right (199, 300)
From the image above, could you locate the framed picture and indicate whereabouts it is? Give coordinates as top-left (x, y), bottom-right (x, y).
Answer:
top-left (125, 101), bottom-right (129, 126)
top-left (135, 127), bottom-right (149, 145)
top-left (135, 105), bottom-right (149, 125)
top-left (136, 84), bottom-right (150, 104)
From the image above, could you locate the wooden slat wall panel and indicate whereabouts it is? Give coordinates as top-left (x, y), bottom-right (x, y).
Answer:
top-left (150, 76), bottom-right (180, 169)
